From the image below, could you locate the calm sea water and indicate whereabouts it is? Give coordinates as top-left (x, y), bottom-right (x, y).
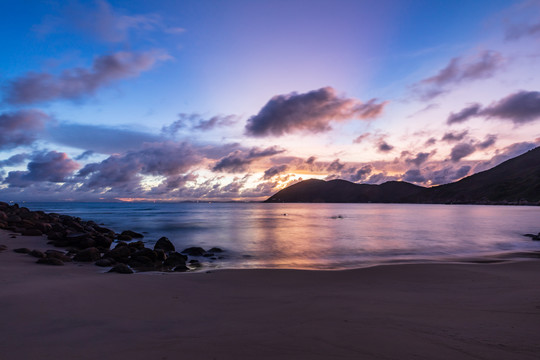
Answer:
top-left (23, 202), bottom-right (540, 270)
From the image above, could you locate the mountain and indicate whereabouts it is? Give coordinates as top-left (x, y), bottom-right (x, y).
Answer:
top-left (265, 147), bottom-right (540, 204)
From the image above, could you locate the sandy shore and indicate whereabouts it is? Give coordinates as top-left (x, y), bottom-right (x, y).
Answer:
top-left (1, 229), bottom-right (540, 360)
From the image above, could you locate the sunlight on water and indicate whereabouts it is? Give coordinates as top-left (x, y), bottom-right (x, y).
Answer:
top-left (26, 202), bottom-right (540, 270)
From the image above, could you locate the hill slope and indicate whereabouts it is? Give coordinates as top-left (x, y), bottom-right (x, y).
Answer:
top-left (265, 147), bottom-right (540, 204)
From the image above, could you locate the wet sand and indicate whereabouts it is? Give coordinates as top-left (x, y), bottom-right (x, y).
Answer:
top-left (1, 229), bottom-right (539, 360)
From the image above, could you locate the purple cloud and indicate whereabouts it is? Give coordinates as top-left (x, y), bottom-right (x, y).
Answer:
top-left (402, 169), bottom-right (426, 183)
top-left (0, 153), bottom-right (29, 167)
top-left (441, 130), bottom-right (469, 143)
top-left (212, 146), bottom-right (285, 173)
top-left (353, 133), bottom-right (371, 144)
top-left (450, 142), bottom-right (476, 162)
top-left (4, 151), bottom-right (79, 188)
top-left (481, 91), bottom-right (540, 124)
top-left (349, 165), bottom-right (373, 182)
top-left (163, 114), bottom-right (238, 135)
top-left (414, 51), bottom-right (504, 100)
top-left (0, 110), bottom-right (50, 150)
top-left (5, 51), bottom-right (169, 105)
top-left (446, 104), bottom-right (482, 125)
top-left (245, 87), bottom-right (387, 137)
top-left (263, 165), bottom-right (289, 179)
top-left (476, 134), bottom-right (497, 149)
top-left (405, 152), bottom-right (432, 167)
top-left (377, 140), bottom-right (394, 153)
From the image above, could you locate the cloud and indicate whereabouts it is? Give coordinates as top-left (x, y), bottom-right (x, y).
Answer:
top-left (405, 152), bottom-right (432, 167)
top-left (480, 91), bottom-right (540, 124)
top-left (349, 165), bottom-right (373, 182)
top-left (377, 140), bottom-right (394, 152)
top-left (403, 169), bottom-right (425, 183)
top-left (327, 159), bottom-right (345, 172)
top-left (75, 150), bottom-right (95, 161)
top-left (47, 123), bottom-right (162, 154)
top-left (0, 153), bottom-right (29, 167)
top-left (34, 0), bottom-right (164, 43)
top-left (476, 134), bottom-right (497, 149)
top-left (506, 21), bottom-right (540, 41)
top-left (424, 137), bottom-right (437, 146)
top-left (0, 110), bottom-right (50, 150)
top-left (441, 130), bottom-right (469, 143)
top-left (245, 87), bottom-right (387, 137)
top-left (446, 104), bottom-right (482, 125)
top-left (429, 165), bottom-right (471, 185)
top-left (5, 50), bottom-right (169, 105)
top-left (473, 140), bottom-right (540, 173)
top-left (162, 113), bottom-right (238, 135)
top-left (212, 146), bottom-right (285, 173)
top-left (4, 151), bottom-right (79, 188)
top-left (353, 133), bottom-right (371, 144)
top-left (77, 142), bottom-right (201, 190)
top-left (263, 165), bottom-right (289, 180)
top-left (450, 142), bottom-right (476, 162)
top-left (414, 51), bottom-right (504, 100)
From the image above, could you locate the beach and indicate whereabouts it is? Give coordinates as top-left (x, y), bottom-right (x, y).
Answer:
top-left (1, 229), bottom-right (540, 360)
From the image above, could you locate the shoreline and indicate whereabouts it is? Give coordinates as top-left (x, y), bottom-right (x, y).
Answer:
top-left (2, 230), bottom-right (540, 359)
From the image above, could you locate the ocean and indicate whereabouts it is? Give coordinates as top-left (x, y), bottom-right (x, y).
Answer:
top-left (23, 202), bottom-right (540, 270)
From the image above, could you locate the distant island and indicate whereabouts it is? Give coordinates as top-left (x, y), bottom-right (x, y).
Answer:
top-left (265, 147), bottom-right (540, 205)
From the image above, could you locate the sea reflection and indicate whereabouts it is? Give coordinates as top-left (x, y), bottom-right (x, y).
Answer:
top-left (25, 202), bottom-right (540, 270)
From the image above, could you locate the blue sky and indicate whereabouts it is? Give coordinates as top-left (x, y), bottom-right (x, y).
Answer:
top-left (1, 0), bottom-right (539, 201)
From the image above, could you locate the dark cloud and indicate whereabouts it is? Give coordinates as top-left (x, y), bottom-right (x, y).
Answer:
top-left (263, 165), bottom-right (289, 180)
top-left (327, 159), bottom-right (345, 172)
top-left (402, 169), bottom-right (426, 183)
top-left (5, 51), bottom-right (169, 105)
top-left (446, 104), bottom-right (482, 125)
top-left (0, 110), bottom-right (50, 150)
top-left (377, 140), bottom-right (394, 152)
top-left (349, 165), bottom-right (373, 182)
top-left (245, 87), bottom-right (387, 137)
top-left (477, 134), bottom-right (497, 149)
top-left (424, 137), bottom-right (437, 146)
top-left (75, 150), bottom-right (95, 161)
top-left (473, 141), bottom-right (540, 173)
top-left (441, 130), bottom-right (469, 143)
top-left (506, 21), bottom-right (540, 41)
top-left (305, 156), bottom-right (316, 165)
top-left (212, 146), bottom-right (285, 173)
top-left (162, 114), bottom-right (238, 135)
top-left (405, 152), bottom-right (432, 167)
top-left (454, 165), bottom-right (471, 179)
top-left (414, 51), bottom-right (504, 100)
top-left (450, 142), bottom-right (476, 162)
top-left (429, 165), bottom-right (471, 185)
top-left (77, 142), bottom-right (200, 190)
top-left (34, 0), bottom-right (163, 43)
top-left (480, 91), bottom-right (540, 124)
top-left (0, 153), bottom-right (29, 167)
top-left (4, 151), bottom-right (79, 188)
top-left (47, 123), bottom-right (162, 154)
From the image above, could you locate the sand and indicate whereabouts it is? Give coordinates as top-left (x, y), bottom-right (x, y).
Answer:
top-left (1, 229), bottom-right (540, 360)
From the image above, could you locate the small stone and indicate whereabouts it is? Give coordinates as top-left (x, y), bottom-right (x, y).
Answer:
top-left (45, 250), bottom-right (72, 262)
top-left (116, 234), bottom-right (132, 241)
top-left (37, 258), bottom-right (64, 266)
top-left (95, 258), bottom-right (116, 267)
top-left (29, 249), bottom-right (45, 258)
top-left (208, 247), bottom-right (224, 253)
top-left (120, 230), bottom-right (144, 239)
top-left (0, 244), bottom-right (7, 252)
top-left (73, 247), bottom-right (101, 262)
top-left (181, 247), bottom-right (206, 256)
top-left (108, 264), bottom-right (133, 274)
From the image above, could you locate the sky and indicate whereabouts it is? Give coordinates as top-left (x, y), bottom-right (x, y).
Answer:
top-left (0, 0), bottom-right (539, 202)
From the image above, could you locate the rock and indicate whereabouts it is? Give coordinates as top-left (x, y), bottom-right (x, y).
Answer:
top-left (189, 259), bottom-right (202, 268)
top-left (6, 215), bottom-right (22, 223)
top-left (164, 252), bottom-right (188, 268)
top-left (29, 250), bottom-right (45, 258)
top-left (154, 249), bottom-right (166, 261)
top-left (13, 247), bottom-right (30, 254)
top-left (181, 247), bottom-right (206, 256)
top-left (73, 247), bottom-right (101, 262)
top-left (116, 234), bottom-right (132, 241)
top-left (0, 211), bottom-right (7, 221)
top-left (208, 247), bottom-right (224, 253)
top-left (173, 265), bottom-right (189, 272)
top-left (0, 244), bottom-right (7, 252)
top-left (132, 248), bottom-right (158, 261)
top-left (95, 258), bottom-right (116, 267)
top-left (120, 230), bottom-right (144, 239)
top-left (128, 241), bottom-right (146, 250)
top-left (37, 258), bottom-right (64, 266)
top-left (45, 250), bottom-right (72, 262)
top-left (94, 234), bottom-right (113, 249)
top-left (154, 237), bottom-right (175, 252)
top-left (108, 264), bottom-right (133, 274)
top-left (203, 253), bottom-right (215, 257)
top-left (104, 246), bottom-right (131, 262)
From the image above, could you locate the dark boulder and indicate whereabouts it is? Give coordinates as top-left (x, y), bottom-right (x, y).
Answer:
top-left (181, 247), bottom-right (206, 256)
top-left (132, 248), bottom-right (158, 261)
top-left (29, 249), bottom-right (45, 258)
top-left (104, 246), bottom-right (131, 262)
top-left (208, 247), bottom-right (224, 253)
top-left (154, 249), bottom-right (166, 261)
top-left (189, 259), bottom-right (202, 268)
top-left (73, 247), bottom-right (101, 262)
top-left (120, 230), bottom-right (144, 239)
top-left (154, 237), bottom-right (175, 252)
top-left (164, 252), bottom-right (188, 268)
top-left (95, 258), bottom-right (116, 267)
top-left (128, 241), bottom-right (146, 250)
top-left (108, 264), bottom-right (133, 274)
top-left (0, 244), bottom-right (6, 252)
top-left (37, 258), bottom-right (64, 266)
top-left (94, 234), bottom-right (113, 249)
top-left (13, 248), bottom-right (31, 254)
top-left (45, 250), bottom-right (72, 262)
top-left (116, 234), bottom-right (133, 241)
top-left (173, 265), bottom-right (189, 272)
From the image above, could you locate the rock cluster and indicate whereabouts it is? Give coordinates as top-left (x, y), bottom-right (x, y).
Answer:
top-left (524, 232), bottom-right (540, 241)
top-left (0, 201), bottom-right (225, 274)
